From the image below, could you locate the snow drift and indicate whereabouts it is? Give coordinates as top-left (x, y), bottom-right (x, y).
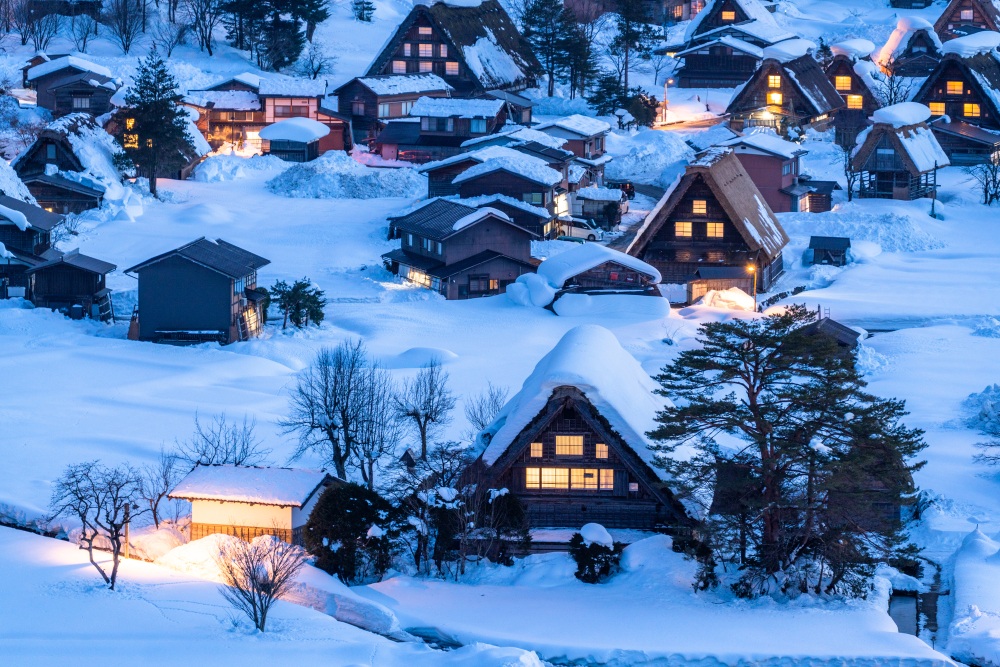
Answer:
top-left (266, 152), bottom-right (425, 199)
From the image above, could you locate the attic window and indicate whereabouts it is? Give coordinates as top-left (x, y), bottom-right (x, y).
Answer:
top-left (929, 102), bottom-right (945, 115)
top-left (530, 442), bottom-right (543, 458)
top-left (45, 143), bottom-right (56, 160)
top-left (418, 26), bottom-right (433, 35)
top-left (675, 221), bottom-right (693, 237)
top-left (768, 74), bottom-right (781, 89)
top-left (721, 10), bottom-right (736, 20)
top-left (596, 443), bottom-right (608, 459)
top-left (706, 222), bottom-right (724, 238)
top-left (960, 9), bottom-right (974, 20)
top-left (835, 76), bottom-right (852, 91)
top-left (353, 101), bottom-right (365, 115)
top-left (673, 5), bottom-right (683, 17)
top-left (692, 199), bottom-right (707, 214)
top-left (72, 96), bottom-right (90, 109)
top-left (847, 95), bottom-right (863, 110)
top-left (555, 435), bottom-right (584, 456)
top-left (446, 61), bottom-right (459, 76)
top-left (419, 43), bottom-right (433, 57)
top-left (946, 80), bottom-right (963, 95)
top-left (964, 103), bottom-right (981, 118)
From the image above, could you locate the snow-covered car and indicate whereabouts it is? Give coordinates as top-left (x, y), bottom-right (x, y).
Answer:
top-left (559, 217), bottom-right (604, 241)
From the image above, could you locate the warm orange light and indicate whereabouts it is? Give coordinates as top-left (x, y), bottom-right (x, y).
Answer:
top-left (746, 264), bottom-right (756, 273)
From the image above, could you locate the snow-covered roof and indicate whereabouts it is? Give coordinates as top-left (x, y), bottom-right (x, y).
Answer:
top-left (184, 90), bottom-right (261, 111)
top-left (410, 96), bottom-right (504, 118)
top-left (259, 117), bottom-right (330, 142)
top-left (537, 243), bottom-right (660, 287)
top-left (462, 29), bottom-right (531, 90)
top-left (716, 129), bottom-right (805, 158)
top-left (0, 159), bottom-right (35, 204)
top-left (852, 60), bottom-right (883, 94)
top-left (677, 36), bottom-right (764, 59)
top-left (183, 110), bottom-right (212, 157)
top-left (684, 0), bottom-right (784, 42)
top-left (763, 38), bottom-right (815, 62)
top-left (477, 325), bottom-right (671, 479)
top-left (534, 114), bottom-right (610, 138)
top-left (0, 201), bottom-right (29, 230)
top-left (568, 164), bottom-right (587, 184)
top-left (576, 185), bottom-right (625, 201)
top-left (452, 206), bottom-right (510, 230)
top-left (419, 144), bottom-right (534, 172)
top-left (831, 38), bottom-right (875, 60)
top-left (872, 102), bottom-right (932, 127)
top-left (210, 72), bottom-right (262, 90)
top-left (27, 55), bottom-right (111, 81)
top-left (461, 125), bottom-right (570, 150)
top-left (258, 77), bottom-right (327, 97)
top-left (876, 17), bottom-right (942, 67)
top-left (355, 73), bottom-right (453, 96)
top-left (460, 193), bottom-right (551, 218)
top-left (452, 154), bottom-right (562, 186)
top-left (896, 125), bottom-right (950, 172)
top-left (942, 31), bottom-right (1000, 57)
top-left (169, 465), bottom-right (331, 507)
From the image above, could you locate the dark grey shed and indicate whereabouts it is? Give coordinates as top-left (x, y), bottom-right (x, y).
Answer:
top-left (807, 236), bottom-right (851, 266)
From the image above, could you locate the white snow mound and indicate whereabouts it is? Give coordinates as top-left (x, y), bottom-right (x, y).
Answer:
top-left (266, 152), bottom-right (425, 199)
top-left (698, 287), bottom-right (756, 312)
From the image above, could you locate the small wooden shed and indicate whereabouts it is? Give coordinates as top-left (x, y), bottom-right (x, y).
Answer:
top-left (169, 465), bottom-right (339, 545)
top-left (260, 117), bottom-right (330, 162)
top-left (26, 249), bottom-right (116, 320)
top-left (806, 236), bottom-right (851, 266)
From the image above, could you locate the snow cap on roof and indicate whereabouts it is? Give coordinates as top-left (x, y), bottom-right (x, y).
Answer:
top-left (259, 117), bottom-right (330, 142)
top-left (830, 38), bottom-right (876, 59)
top-left (27, 55), bottom-right (111, 81)
top-left (876, 16), bottom-right (942, 67)
top-left (684, 0), bottom-right (786, 42)
top-left (717, 128), bottom-right (805, 158)
top-left (535, 114), bottom-right (610, 137)
top-left (0, 159), bottom-right (35, 204)
top-left (419, 144), bottom-right (535, 172)
top-left (452, 206), bottom-right (510, 230)
top-left (453, 154), bottom-right (562, 186)
top-left (576, 184), bottom-right (625, 201)
top-left (537, 243), bottom-right (660, 287)
top-left (763, 38), bottom-right (816, 62)
top-left (872, 102), bottom-right (932, 127)
top-left (478, 325), bottom-right (672, 477)
top-left (0, 202), bottom-right (30, 231)
top-left (355, 73), bottom-right (453, 96)
top-left (941, 31), bottom-right (1000, 57)
top-left (184, 90), bottom-right (261, 111)
top-left (410, 96), bottom-right (504, 118)
top-left (169, 465), bottom-right (331, 507)
top-left (258, 77), bottom-right (326, 97)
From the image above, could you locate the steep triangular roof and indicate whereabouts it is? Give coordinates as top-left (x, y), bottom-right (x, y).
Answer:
top-left (365, 1), bottom-right (541, 92)
top-left (685, 0), bottom-right (793, 45)
top-left (876, 17), bottom-right (943, 67)
top-left (912, 51), bottom-right (1000, 121)
top-left (12, 113), bottom-right (126, 190)
top-left (727, 55), bottom-right (845, 118)
top-left (627, 149), bottom-right (788, 261)
top-left (852, 105), bottom-right (950, 175)
top-left (934, 0), bottom-right (1000, 37)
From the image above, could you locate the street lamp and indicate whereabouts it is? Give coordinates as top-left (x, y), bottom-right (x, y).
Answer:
top-left (662, 78), bottom-right (674, 124)
top-left (746, 263), bottom-right (757, 312)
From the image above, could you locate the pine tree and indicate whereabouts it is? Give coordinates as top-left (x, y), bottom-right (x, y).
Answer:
top-left (586, 72), bottom-right (623, 116)
top-left (648, 305), bottom-right (925, 598)
top-left (522, 0), bottom-right (569, 96)
top-left (269, 278), bottom-right (327, 328)
top-left (351, 0), bottom-right (375, 22)
top-left (295, 0), bottom-right (330, 40)
top-left (260, 0), bottom-right (305, 71)
top-left (610, 0), bottom-right (658, 92)
top-left (117, 50), bottom-right (196, 197)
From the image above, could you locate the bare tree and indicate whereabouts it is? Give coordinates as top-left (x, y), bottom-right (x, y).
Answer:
top-left (216, 535), bottom-right (305, 631)
top-left (974, 438), bottom-right (1000, 465)
top-left (283, 340), bottom-right (370, 479)
top-left (139, 449), bottom-right (179, 528)
top-left (394, 360), bottom-right (456, 459)
top-left (295, 41), bottom-right (337, 80)
top-left (49, 461), bottom-right (148, 590)
top-left (964, 158), bottom-right (1000, 205)
top-left (150, 15), bottom-right (187, 57)
top-left (0, 98), bottom-right (45, 153)
top-left (11, 0), bottom-right (33, 46)
top-left (28, 11), bottom-right (60, 51)
top-left (871, 57), bottom-right (913, 107)
top-left (103, 0), bottom-right (144, 54)
top-left (182, 0), bottom-right (224, 56)
top-left (70, 14), bottom-right (97, 52)
top-left (175, 413), bottom-right (271, 470)
top-left (464, 382), bottom-right (509, 434)
top-left (352, 364), bottom-right (402, 490)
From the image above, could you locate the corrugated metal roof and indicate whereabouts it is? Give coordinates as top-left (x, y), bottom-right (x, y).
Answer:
top-left (126, 238), bottom-right (270, 278)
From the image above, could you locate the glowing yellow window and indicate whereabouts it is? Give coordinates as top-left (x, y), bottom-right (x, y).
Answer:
top-left (123, 133), bottom-right (138, 149)
top-left (530, 442), bottom-right (543, 458)
top-left (599, 469), bottom-right (614, 490)
top-left (768, 91), bottom-right (783, 105)
top-left (706, 222), bottom-right (725, 238)
top-left (571, 469), bottom-right (599, 490)
top-left (847, 95), bottom-right (864, 110)
top-left (947, 80), bottom-right (964, 95)
top-left (721, 10), bottom-right (735, 20)
top-left (555, 435), bottom-right (583, 456)
top-left (768, 74), bottom-right (781, 88)
top-left (964, 103), bottom-right (981, 118)
top-left (929, 102), bottom-right (946, 115)
top-left (692, 199), bottom-right (707, 214)
top-left (525, 467), bottom-right (540, 488)
top-left (125, 117), bottom-right (136, 130)
top-left (835, 76), bottom-right (852, 91)
top-left (596, 443), bottom-right (608, 459)
top-left (541, 468), bottom-right (569, 488)
top-left (675, 221), bottom-right (692, 237)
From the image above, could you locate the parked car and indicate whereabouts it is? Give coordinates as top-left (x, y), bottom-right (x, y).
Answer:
top-left (606, 178), bottom-right (635, 200)
top-left (560, 217), bottom-right (604, 241)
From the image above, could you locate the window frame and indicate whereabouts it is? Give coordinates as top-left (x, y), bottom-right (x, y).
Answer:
top-left (964, 102), bottom-right (981, 118)
top-left (846, 94), bottom-right (864, 110)
top-left (674, 221), bottom-right (693, 237)
top-left (692, 199), bottom-right (707, 215)
top-left (767, 74), bottom-right (781, 89)
top-left (706, 222), bottom-right (725, 238)
top-left (445, 61), bottom-right (459, 76)
top-left (946, 80), bottom-right (964, 95)
top-left (530, 442), bottom-right (543, 458)
top-left (555, 435), bottom-right (584, 456)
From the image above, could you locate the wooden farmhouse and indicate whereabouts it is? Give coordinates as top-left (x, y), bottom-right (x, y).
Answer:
top-left (672, 0), bottom-right (795, 54)
top-left (184, 73), bottom-right (266, 151)
top-left (0, 195), bottom-right (62, 297)
top-left (825, 54), bottom-right (882, 134)
top-left (21, 53), bottom-right (68, 87)
top-left (715, 131), bottom-right (813, 213)
top-left (851, 103), bottom-right (950, 200)
top-left (934, 0), bottom-right (1000, 41)
top-left (452, 153), bottom-right (566, 215)
top-left (874, 17), bottom-right (943, 77)
top-left (259, 118), bottom-right (330, 162)
top-left (364, 0), bottom-right (541, 96)
top-left (125, 238), bottom-right (270, 345)
top-left (26, 249), bottom-right (116, 321)
top-left (333, 73), bottom-right (453, 145)
top-left (464, 325), bottom-right (692, 531)
top-left (25, 56), bottom-right (119, 118)
top-left (169, 465), bottom-right (338, 545)
top-left (382, 201), bottom-right (537, 298)
top-left (375, 96), bottom-right (507, 163)
top-left (674, 36), bottom-right (765, 89)
top-left (929, 116), bottom-right (1000, 164)
top-left (257, 78), bottom-right (352, 153)
top-left (911, 42), bottom-right (1000, 131)
top-left (726, 49), bottom-right (845, 134)
top-left (533, 115), bottom-right (613, 184)
top-left (12, 114), bottom-right (124, 214)
top-left (626, 148), bottom-right (789, 290)
top-left (535, 243), bottom-right (661, 298)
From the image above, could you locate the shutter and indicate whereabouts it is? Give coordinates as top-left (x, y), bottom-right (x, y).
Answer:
top-left (613, 470), bottom-right (628, 497)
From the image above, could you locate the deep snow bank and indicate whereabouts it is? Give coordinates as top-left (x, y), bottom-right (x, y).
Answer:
top-left (266, 152), bottom-right (425, 199)
top-left (193, 153), bottom-right (288, 182)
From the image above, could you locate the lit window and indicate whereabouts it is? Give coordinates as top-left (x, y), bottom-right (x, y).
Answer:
top-left (673, 5), bottom-right (683, 17)
top-left (419, 43), bottom-right (433, 57)
top-left (600, 469), bottom-right (614, 490)
top-left (960, 8), bottom-right (974, 20)
top-left (525, 467), bottom-right (540, 488)
top-left (419, 61), bottom-right (433, 73)
top-left (692, 199), bottom-right (707, 214)
top-left (946, 80), bottom-right (964, 95)
top-left (440, 44), bottom-right (448, 57)
top-left (541, 468), bottom-right (569, 488)
top-left (571, 469), bottom-right (599, 490)
top-left (406, 268), bottom-right (432, 288)
top-left (835, 75), bottom-right (852, 91)
top-left (470, 118), bottom-right (486, 133)
top-left (72, 96), bottom-right (90, 109)
top-left (418, 26), bottom-right (432, 35)
top-left (445, 61), bottom-right (459, 76)
top-left (964, 103), bottom-right (981, 118)
top-left (847, 94), bottom-right (863, 110)
top-left (403, 43), bottom-right (411, 56)
top-left (596, 443), bottom-right (608, 459)
top-left (352, 101), bottom-right (365, 115)
top-left (555, 435), bottom-right (583, 456)
top-left (768, 91), bottom-right (783, 105)
top-left (768, 74), bottom-right (781, 88)
top-left (125, 118), bottom-right (135, 130)
top-left (929, 102), bottom-right (945, 115)
top-left (721, 10), bottom-right (735, 20)
top-left (706, 222), bottom-right (724, 238)
top-left (392, 60), bottom-right (407, 74)
top-left (530, 442), bottom-right (543, 458)
top-left (675, 221), bottom-right (692, 237)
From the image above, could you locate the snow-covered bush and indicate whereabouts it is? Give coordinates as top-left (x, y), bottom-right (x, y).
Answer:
top-left (568, 523), bottom-right (624, 583)
top-left (265, 152), bottom-right (425, 199)
top-left (965, 384), bottom-right (1000, 435)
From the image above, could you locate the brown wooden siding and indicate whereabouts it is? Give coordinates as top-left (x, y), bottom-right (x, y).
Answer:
top-left (191, 522), bottom-right (295, 545)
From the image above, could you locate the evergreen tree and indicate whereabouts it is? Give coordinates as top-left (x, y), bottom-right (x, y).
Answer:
top-left (561, 20), bottom-right (599, 99)
top-left (295, 0), bottom-right (330, 40)
top-left (116, 51), bottom-right (196, 197)
top-left (586, 71), bottom-right (623, 116)
top-left (260, 1), bottom-right (305, 71)
top-left (648, 305), bottom-right (925, 598)
top-left (610, 0), bottom-right (658, 92)
top-left (269, 278), bottom-right (327, 329)
top-left (351, 0), bottom-right (375, 22)
top-left (522, 0), bottom-right (571, 96)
